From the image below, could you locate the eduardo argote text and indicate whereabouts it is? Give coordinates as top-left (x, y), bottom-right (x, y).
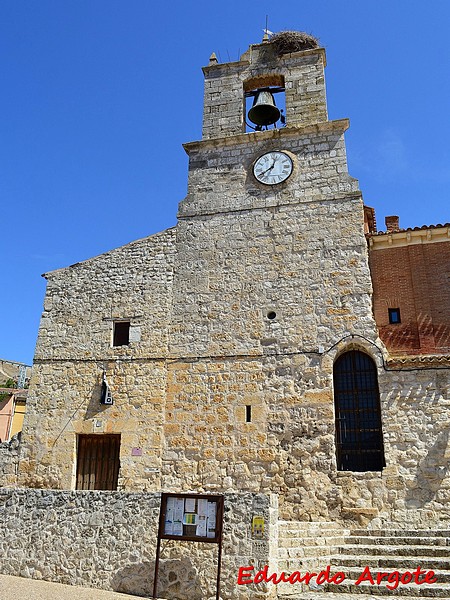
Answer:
top-left (237, 564), bottom-right (437, 591)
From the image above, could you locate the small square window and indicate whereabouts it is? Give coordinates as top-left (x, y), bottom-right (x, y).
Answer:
top-left (388, 308), bottom-right (401, 324)
top-left (113, 321), bottom-right (130, 346)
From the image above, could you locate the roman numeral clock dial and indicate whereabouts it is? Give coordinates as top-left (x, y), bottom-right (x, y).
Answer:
top-left (253, 151), bottom-right (293, 185)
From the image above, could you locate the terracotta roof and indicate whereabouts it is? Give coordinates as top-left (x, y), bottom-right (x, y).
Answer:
top-left (367, 223), bottom-right (450, 237)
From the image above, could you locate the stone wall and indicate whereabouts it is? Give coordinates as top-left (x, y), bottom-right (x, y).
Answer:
top-left (376, 362), bottom-right (450, 526)
top-left (0, 489), bottom-right (277, 600)
top-left (161, 344), bottom-right (450, 528)
top-left (16, 343), bottom-right (450, 527)
top-left (34, 227), bottom-right (176, 362)
top-left (0, 433), bottom-right (20, 487)
top-left (18, 227), bottom-right (176, 490)
top-left (19, 359), bottom-right (169, 490)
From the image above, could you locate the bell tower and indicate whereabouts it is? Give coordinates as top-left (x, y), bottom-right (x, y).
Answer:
top-left (161, 31), bottom-right (381, 494)
top-left (169, 31), bottom-right (378, 359)
top-left (201, 35), bottom-right (328, 139)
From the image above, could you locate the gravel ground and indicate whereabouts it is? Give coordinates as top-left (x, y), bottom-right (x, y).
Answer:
top-left (0, 575), bottom-right (146, 600)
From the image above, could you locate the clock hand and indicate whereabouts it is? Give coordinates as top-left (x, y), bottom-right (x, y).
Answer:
top-left (260, 160), bottom-right (276, 176)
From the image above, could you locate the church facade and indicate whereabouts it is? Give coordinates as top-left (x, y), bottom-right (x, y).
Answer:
top-left (17, 32), bottom-right (450, 529)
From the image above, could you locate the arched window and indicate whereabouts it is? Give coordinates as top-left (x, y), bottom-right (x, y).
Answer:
top-left (333, 351), bottom-right (385, 472)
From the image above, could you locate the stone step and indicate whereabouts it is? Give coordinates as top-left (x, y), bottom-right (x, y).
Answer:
top-left (280, 535), bottom-right (346, 548)
top-left (277, 579), bottom-right (450, 598)
top-left (351, 529), bottom-right (450, 538)
top-left (279, 528), bottom-right (347, 539)
top-left (279, 546), bottom-right (343, 560)
top-left (325, 582), bottom-right (450, 597)
top-left (338, 544), bottom-right (450, 558)
top-left (278, 521), bottom-right (341, 530)
top-left (346, 535), bottom-right (449, 546)
top-left (332, 555), bottom-right (450, 571)
top-left (279, 547), bottom-right (450, 565)
top-left (276, 523), bottom-right (450, 596)
top-left (278, 555), bottom-right (338, 571)
top-left (278, 595), bottom-right (445, 600)
top-left (332, 567), bottom-right (450, 584)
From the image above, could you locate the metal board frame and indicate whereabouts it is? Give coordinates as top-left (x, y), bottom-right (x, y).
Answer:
top-left (152, 493), bottom-right (224, 600)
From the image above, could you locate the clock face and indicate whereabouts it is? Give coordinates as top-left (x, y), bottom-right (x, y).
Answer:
top-left (253, 151), bottom-right (293, 185)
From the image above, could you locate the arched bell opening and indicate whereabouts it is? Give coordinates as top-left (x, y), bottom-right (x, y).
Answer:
top-left (333, 350), bottom-right (386, 472)
top-left (243, 74), bottom-right (286, 133)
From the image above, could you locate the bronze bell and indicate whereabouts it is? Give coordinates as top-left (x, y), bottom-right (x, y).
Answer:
top-left (248, 90), bottom-right (281, 126)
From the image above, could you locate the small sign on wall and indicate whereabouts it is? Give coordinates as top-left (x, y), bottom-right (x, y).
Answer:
top-left (131, 447), bottom-right (142, 456)
top-left (252, 515), bottom-right (265, 538)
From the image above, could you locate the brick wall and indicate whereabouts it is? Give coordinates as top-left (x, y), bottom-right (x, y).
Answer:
top-left (369, 233), bottom-right (450, 355)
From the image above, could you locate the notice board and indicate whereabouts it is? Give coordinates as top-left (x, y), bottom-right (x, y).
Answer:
top-left (158, 492), bottom-right (224, 543)
top-left (153, 493), bottom-right (225, 599)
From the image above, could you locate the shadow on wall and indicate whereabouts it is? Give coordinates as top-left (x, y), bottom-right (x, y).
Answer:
top-left (405, 429), bottom-right (450, 508)
top-left (84, 380), bottom-right (111, 421)
top-left (112, 558), bottom-right (203, 599)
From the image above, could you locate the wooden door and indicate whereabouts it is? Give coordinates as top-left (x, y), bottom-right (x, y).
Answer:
top-left (76, 434), bottom-right (121, 490)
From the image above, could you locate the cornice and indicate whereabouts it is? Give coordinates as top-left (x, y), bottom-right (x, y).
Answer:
top-left (183, 119), bottom-right (350, 155)
top-left (202, 58), bottom-right (250, 76)
top-left (202, 46), bottom-right (327, 76)
top-left (386, 354), bottom-right (450, 370)
top-left (177, 191), bottom-right (363, 220)
top-left (368, 225), bottom-right (450, 250)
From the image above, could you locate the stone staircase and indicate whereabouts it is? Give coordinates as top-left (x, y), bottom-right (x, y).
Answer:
top-left (277, 521), bottom-right (350, 597)
top-left (277, 522), bottom-right (450, 598)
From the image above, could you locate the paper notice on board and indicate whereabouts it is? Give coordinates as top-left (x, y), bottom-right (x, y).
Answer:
top-left (172, 520), bottom-right (183, 536)
top-left (197, 499), bottom-right (208, 517)
top-left (164, 519), bottom-right (173, 535)
top-left (185, 497), bottom-right (196, 512)
top-left (174, 498), bottom-right (184, 522)
top-left (183, 513), bottom-right (196, 525)
top-left (164, 497), bottom-right (175, 535)
top-left (207, 502), bottom-right (216, 526)
top-left (164, 508), bottom-right (173, 535)
top-left (206, 501), bottom-right (216, 537)
top-left (196, 515), bottom-right (207, 537)
top-left (169, 497), bottom-right (184, 535)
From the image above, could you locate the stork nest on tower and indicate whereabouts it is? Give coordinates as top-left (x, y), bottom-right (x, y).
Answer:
top-left (270, 31), bottom-right (319, 55)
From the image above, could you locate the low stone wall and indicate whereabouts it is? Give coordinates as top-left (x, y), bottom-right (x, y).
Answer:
top-left (0, 434), bottom-right (20, 486)
top-left (0, 489), bottom-right (277, 599)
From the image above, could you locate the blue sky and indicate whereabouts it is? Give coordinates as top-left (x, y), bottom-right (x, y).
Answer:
top-left (1, 1), bottom-right (449, 366)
